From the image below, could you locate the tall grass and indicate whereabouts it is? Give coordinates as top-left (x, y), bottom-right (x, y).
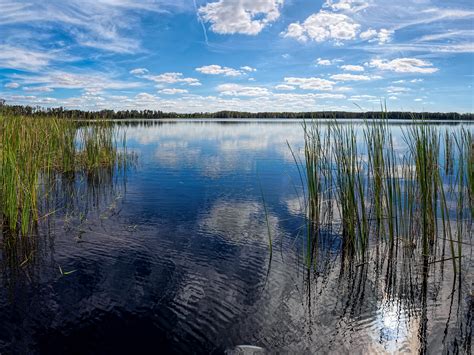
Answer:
top-left (0, 114), bottom-right (131, 236)
top-left (294, 119), bottom-right (471, 275)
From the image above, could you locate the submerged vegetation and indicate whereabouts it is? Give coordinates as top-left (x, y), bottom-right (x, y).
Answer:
top-left (291, 119), bottom-right (472, 276)
top-left (0, 113), bottom-right (133, 236)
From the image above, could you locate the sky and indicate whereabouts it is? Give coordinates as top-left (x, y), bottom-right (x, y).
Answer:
top-left (0, 0), bottom-right (473, 113)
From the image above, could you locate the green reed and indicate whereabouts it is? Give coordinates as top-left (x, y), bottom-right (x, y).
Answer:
top-left (296, 119), bottom-right (471, 274)
top-left (0, 114), bottom-right (130, 236)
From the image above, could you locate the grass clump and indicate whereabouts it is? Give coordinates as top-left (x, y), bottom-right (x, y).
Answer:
top-left (0, 114), bottom-right (131, 236)
top-left (294, 118), bottom-right (472, 275)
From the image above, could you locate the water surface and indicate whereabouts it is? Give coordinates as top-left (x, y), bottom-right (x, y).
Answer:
top-left (0, 120), bottom-right (472, 354)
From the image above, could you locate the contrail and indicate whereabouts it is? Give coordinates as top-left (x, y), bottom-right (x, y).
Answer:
top-left (193, 0), bottom-right (209, 46)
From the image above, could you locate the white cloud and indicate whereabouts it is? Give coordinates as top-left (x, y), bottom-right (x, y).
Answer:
top-left (240, 66), bottom-right (256, 72)
top-left (316, 58), bottom-right (333, 66)
top-left (323, 0), bottom-right (369, 12)
top-left (130, 68), bottom-right (149, 75)
top-left (217, 83), bottom-right (270, 97)
top-left (11, 70), bottom-right (140, 92)
top-left (282, 11), bottom-right (360, 43)
top-left (402, 7), bottom-right (474, 29)
top-left (311, 93), bottom-right (346, 99)
top-left (196, 65), bottom-right (244, 76)
top-left (2, 90), bottom-right (352, 113)
top-left (0, 0), bottom-right (178, 54)
top-left (349, 94), bottom-right (377, 101)
top-left (275, 84), bottom-right (295, 91)
top-left (23, 86), bottom-right (54, 92)
top-left (284, 77), bottom-right (336, 91)
top-left (158, 88), bottom-right (188, 95)
top-left (416, 30), bottom-right (474, 43)
top-left (376, 29), bottom-right (394, 44)
top-left (4, 82), bottom-right (20, 89)
top-left (340, 64), bottom-right (364, 72)
top-left (330, 73), bottom-right (371, 81)
top-left (386, 86), bottom-right (410, 93)
top-left (198, 0), bottom-right (284, 35)
top-left (360, 28), bottom-right (377, 40)
top-left (368, 58), bottom-right (438, 74)
top-left (142, 72), bottom-right (201, 86)
top-left (0, 45), bottom-right (56, 71)
top-left (360, 28), bottom-right (393, 44)
top-left (414, 98), bottom-right (422, 102)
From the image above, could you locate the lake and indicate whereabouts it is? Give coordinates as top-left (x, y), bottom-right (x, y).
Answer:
top-left (0, 119), bottom-right (472, 354)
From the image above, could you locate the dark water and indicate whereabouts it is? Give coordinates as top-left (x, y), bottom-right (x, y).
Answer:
top-left (0, 120), bottom-right (472, 354)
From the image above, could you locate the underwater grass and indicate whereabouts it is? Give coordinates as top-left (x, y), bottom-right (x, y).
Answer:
top-left (0, 114), bottom-right (131, 236)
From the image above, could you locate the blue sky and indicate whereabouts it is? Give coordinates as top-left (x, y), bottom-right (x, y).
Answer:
top-left (0, 0), bottom-right (473, 113)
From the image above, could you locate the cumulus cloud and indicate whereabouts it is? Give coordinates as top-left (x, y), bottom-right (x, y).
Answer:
top-left (198, 0), bottom-right (284, 35)
top-left (196, 65), bottom-right (246, 76)
top-left (284, 77), bottom-right (337, 91)
top-left (368, 58), bottom-right (439, 74)
top-left (158, 88), bottom-right (188, 95)
top-left (3, 89), bottom-right (351, 113)
top-left (217, 83), bottom-right (270, 97)
top-left (340, 64), bottom-right (364, 71)
top-left (240, 66), bottom-right (256, 72)
top-left (316, 58), bottom-right (333, 66)
top-left (282, 11), bottom-right (360, 43)
top-left (323, 0), bottom-right (369, 12)
top-left (141, 72), bottom-right (201, 86)
top-left (360, 28), bottom-right (393, 44)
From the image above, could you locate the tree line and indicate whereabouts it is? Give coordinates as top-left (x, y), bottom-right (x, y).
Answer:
top-left (0, 100), bottom-right (472, 121)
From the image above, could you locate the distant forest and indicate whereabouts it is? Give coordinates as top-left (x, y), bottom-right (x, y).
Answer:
top-left (0, 100), bottom-right (472, 121)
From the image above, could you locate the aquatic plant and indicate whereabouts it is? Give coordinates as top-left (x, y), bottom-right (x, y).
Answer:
top-left (294, 118), bottom-right (472, 275)
top-left (0, 114), bottom-right (132, 236)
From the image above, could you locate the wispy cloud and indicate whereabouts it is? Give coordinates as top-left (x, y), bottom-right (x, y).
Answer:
top-left (11, 70), bottom-right (141, 92)
top-left (0, 45), bottom-right (58, 71)
top-left (0, 0), bottom-right (186, 54)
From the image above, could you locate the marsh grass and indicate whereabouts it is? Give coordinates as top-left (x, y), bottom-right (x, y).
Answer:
top-left (294, 119), bottom-right (472, 275)
top-left (0, 114), bottom-right (132, 236)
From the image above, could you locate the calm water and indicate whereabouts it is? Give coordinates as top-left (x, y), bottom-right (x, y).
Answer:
top-left (0, 120), bottom-right (472, 354)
